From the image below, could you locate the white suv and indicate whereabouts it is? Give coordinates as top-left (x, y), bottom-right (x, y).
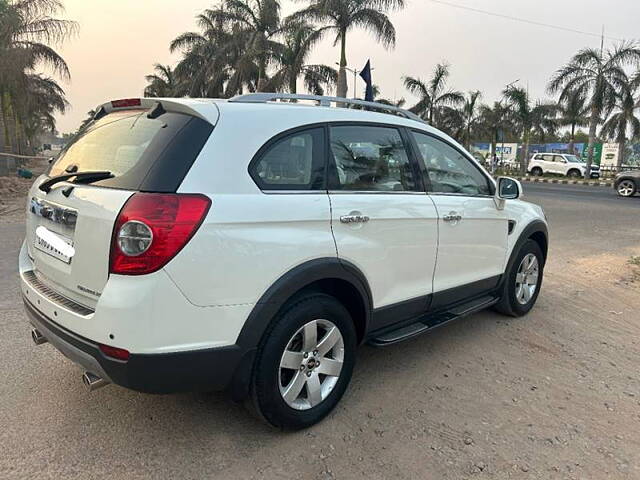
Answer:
top-left (20, 94), bottom-right (548, 429)
top-left (528, 153), bottom-right (600, 178)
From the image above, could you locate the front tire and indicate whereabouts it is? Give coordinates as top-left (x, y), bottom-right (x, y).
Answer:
top-left (249, 293), bottom-right (356, 429)
top-left (567, 169), bottom-right (582, 178)
top-left (494, 240), bottom-right (544, 317)
top-left (617, 179), bottom-right (637, 197)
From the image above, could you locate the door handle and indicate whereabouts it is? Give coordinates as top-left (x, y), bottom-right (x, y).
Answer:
top-left (340, 214), bottom-right (370, 224)
top-left (442, 212), bottom-right (462, 223)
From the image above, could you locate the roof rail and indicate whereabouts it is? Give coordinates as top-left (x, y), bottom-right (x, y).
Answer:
top-left (228, 93), bottom-right (425, 123)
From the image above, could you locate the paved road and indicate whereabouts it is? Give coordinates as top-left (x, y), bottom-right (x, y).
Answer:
top-left (1, 184), bottom-right (639, 479)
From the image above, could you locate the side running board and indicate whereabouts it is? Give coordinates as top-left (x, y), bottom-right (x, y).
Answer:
top-left (368, 295), bottom-right (499, 347)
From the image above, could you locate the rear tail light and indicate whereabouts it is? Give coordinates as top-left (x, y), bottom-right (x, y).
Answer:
top-left (99, 344), bottom-right (130, 361)
top-left (110, 193), bottom-right (211, 275)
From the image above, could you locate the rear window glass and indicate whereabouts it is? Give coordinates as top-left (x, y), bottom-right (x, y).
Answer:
top-left (49, 109), bottom-right (213, 191)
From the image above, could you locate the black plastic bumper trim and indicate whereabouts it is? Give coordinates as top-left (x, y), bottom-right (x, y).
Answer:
top-left (23, 296), bottom-right (246, 394)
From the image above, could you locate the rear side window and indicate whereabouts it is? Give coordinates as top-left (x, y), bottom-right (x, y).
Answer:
top-left (329, 125), bottom-right (417, 192)
top-left (250, 127), bottom-right (325, 190)
top-left (49, 109), bottom-right (213, 192)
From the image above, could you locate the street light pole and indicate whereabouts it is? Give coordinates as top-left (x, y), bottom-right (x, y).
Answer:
top-left (336, 63), bottom-right (374, 99)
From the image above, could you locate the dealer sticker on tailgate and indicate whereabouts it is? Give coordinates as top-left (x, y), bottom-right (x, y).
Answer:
top-left (34, 226), bottom-right (75, 264)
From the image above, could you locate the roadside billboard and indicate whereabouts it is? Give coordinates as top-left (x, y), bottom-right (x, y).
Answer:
top-left (601, 143), bottom-right (619, 167)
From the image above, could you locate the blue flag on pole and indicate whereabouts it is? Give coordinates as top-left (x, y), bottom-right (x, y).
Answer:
top-left (360, 60), bottom-right (373, 101)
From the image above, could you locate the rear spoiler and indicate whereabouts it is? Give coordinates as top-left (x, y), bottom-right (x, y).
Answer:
top-left (93, 98), bottom-right (220, 126)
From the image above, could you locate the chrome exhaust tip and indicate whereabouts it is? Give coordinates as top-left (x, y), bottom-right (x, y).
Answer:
top-left (82, 371), bottom-right (109, 391)
top-left (31, 328), bottom-right (48, 345)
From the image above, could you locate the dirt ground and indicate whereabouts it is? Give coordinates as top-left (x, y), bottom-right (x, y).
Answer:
top-left (0, 159), bottom-right (47, 223)
top-left (1, 182), bottom-right (639, 479)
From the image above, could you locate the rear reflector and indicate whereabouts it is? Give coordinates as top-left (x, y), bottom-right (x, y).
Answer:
top-left (110, 193), bottom-right (211, 275)
top-left (99, 344), bottom-right (130, 361)
top-left (111, 98), bottom-right (141, 108)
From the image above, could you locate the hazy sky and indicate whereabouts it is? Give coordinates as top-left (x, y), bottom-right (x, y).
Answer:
top-left (53, 0), bottom-right (640, 133)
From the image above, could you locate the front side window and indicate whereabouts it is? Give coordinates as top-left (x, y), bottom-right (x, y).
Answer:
top-left (552, 155), bottom-right (566, 163)
top-left (565, 155), bottom-right (582, 163)
top-left (329, 125), bottom-right (417, 191)
top-left (412, 131), bottom-right (492, 196)
top-left (250, 128), bottom-right (324, 190)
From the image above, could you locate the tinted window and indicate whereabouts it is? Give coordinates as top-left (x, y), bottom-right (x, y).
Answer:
top-left (251, 128), bottom-right (324, 190)
top-left (49, 109), bottom-right (213, 191)
top-left (552, 155), bottom-right (565, 163)
top-left (541, 154), bottom-right (554, 162)
top-left (412, 131), bottom-right (491, 196)
top-left (329, 125), bottom-right (416, 191)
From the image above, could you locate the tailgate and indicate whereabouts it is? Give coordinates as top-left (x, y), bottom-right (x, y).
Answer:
top-left (26, 184), bottom-right (133, 308)
top-left (23, 101), bottom-right (215, 309)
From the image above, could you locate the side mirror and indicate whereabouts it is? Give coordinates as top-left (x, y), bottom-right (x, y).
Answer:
top-left (494, 176), bottom-right (522, 209)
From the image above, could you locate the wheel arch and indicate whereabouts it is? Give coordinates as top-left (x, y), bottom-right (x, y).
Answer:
top-left (502, 220), bottom-right (548, 287)
top-left (236, 258), bottom-right (373, 351)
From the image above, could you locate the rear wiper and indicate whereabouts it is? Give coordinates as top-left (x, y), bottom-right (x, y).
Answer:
top-left (39, 171), bottom-right (114, 193)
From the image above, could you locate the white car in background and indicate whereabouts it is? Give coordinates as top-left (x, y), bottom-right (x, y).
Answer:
top-left (528, 153), bottom-right (600, 178)
top-left (20, 94), bottom-right (548, 429)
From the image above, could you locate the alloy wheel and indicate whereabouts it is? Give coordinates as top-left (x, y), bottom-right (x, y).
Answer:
top-left (515, 253), bottom-right (539, 305)
top-left (617, 180), bottom-right (635, 197)
top-left (278, 319), bottom-right (344, 410)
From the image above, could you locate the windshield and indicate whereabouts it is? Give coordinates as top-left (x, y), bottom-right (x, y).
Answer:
top-left (48, 109), bottom-right (213, 191)
top-left (565, 155), bottom-right (583, 163)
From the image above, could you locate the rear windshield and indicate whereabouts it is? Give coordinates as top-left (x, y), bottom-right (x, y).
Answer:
top-left (49, 108), bottom-right (213, 192)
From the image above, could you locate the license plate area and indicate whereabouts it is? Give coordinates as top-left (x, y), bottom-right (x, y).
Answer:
top-left (34, 226), bottom-right (75, 264)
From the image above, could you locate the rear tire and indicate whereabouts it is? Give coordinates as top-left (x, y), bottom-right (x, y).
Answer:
top-left (494, 240), bottom-right (544, 317)
top-left (249, 293), bottom-right (356, 430)
top-left (531, 167), bottom-right (543, 176)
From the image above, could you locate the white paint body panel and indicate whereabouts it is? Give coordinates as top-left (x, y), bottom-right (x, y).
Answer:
top-left (19, 97), bottom-right (547, 354)
top-left (429, 195), bottom-right (508, 292)
top-left (328, 192), bottom-right (438, 307)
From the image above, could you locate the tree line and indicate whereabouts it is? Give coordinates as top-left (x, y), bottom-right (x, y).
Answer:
top-left (146, 0), bottom-right (640, 173)
top-left (1, 0), bottom-right (639, 175)
top-left (0, 0), bottom-right (76, 156)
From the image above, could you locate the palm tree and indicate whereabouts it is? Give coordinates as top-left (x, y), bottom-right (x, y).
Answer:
top-left (503, 86), bottom-right (557, 174)
top-left (170, 7), bottom-right (237, 97)
top-left (457, 90), bottom-right (482, 149)
top-left (548, 42), bottom-right (640, 175)
top-left (207, 0), bottom-right (285, 92)
top-left (144, 64), bottom-right (177, 97)
top-left (601, 87), bottom-right (640, 168)
top-left (403, 63), bottom-right (464, 126)
top-left (477, 101), bottom-right (513, 163)
top-left (556, 89), bottom-right (589, 154)
top-left (0, 0), bottom-right (76, 153)
top-left (265, 21), bottom-right (336, 94)
top-left (292, 0), bottom-right (404, 98)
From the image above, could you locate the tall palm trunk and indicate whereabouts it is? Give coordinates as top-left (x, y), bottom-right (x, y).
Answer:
top-left (617, 137), bottom-right (626, 169)
top-left (568, 123), bottom-right (576, 154)
top-left (289, 73), bottom-right (297, 94)
top-left (0, 93), bottom-right (8, 153)
top-left (336, 31), bottom-right (348, 98)
top-left (1, 92), bottom-right (14, 154)
top-left (520, 129), bottom-right (530, 176)
top-left (585, 105), bottom-right (599, 176)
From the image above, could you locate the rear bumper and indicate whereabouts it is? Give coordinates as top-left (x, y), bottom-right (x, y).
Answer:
top-left (23, 296), bottom-right (252, 394)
